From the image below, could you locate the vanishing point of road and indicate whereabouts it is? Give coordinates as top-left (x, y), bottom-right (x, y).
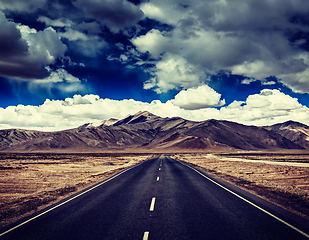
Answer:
top-left (1, 155), bottom-right (309, 239)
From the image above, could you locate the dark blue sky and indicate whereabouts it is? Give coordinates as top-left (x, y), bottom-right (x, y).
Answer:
top-left (1, 0), bottom-right (309, 130)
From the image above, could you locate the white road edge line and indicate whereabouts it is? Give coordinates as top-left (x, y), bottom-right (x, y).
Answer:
top-left (0, 160), bottom-right (148, 237)
top-left (178, 159), bottom-right (309, 239)
top-left (143, 231), bottom-right (149, 240)
top-left (150, 197), bottom-right (156, 211)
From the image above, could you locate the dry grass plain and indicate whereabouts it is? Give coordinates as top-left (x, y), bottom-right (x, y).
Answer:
top-left (0, 153), bottom-right (151, 227)
top-left (174, 152), bottom-right (309, 220)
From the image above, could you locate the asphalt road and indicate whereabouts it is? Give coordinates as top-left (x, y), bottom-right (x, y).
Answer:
top-left (1, 155), bottom-right (309, 240)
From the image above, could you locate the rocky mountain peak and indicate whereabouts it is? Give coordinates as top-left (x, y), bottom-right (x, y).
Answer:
top-left (264, 120), bottom-right (309, 149)
top-left (79, 118), bottom-right (118, 129)
top-left (113, 111), bottom-right (160, 126)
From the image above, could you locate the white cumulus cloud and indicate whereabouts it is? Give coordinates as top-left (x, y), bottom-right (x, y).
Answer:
top-left (0, 89), bottom-right (309, 131)
top-left (172, 85), bottom-right (225, 110)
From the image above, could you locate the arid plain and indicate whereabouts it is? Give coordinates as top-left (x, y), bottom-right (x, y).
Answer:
top-left (1, 151), bottom-right (309, 228)
top-left (0, 153), bottom-right (151, 227)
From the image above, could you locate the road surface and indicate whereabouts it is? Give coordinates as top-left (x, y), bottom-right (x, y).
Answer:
top-left (1, 155), bottom-right (309, 239)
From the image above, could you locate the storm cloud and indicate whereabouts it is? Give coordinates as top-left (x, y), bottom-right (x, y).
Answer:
top-left (73, 0), bottom-right (144, 33)
top-left (0, 0), bottom-right (46, 12)
top-left (0, 11), bottom-right (66, 79)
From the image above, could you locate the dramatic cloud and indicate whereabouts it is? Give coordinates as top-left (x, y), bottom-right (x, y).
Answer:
top-left (0, 0), bottom-right (46, 12)
top-left (38, 16), bottom-right (73, 28)
top-left (3, 68), bottom-right (89, 108)
top-left (0, 90), bottom-right (308, 131)
top-left (1, 0), bottom-right (309, 132)
top-left (27, 68), bottom-right (87, 96)
top-left (37, 68), bottom-right (81, 83)
top-left (133, 26), bottom-right (263, 91)
top-left (0, 11), bottom-right (28, 58)
top-left (73, 0), bottom-right (144, 33)
top-left (39, 16), bottom-right (107, 58)
top-left (59, 28), bottom-right (107, 57)
top-left (172, 85), bottom-right (225, 110)
top-left (18, 25), bottom-right (67, 64)
top-left (132, 0), bottom-right (309, 93)
top-left (143, 53), bottom-right (206, 93)
top-left (139, 2), bottom-right (166, 24)
top-left (140, 1), bottom-right (187, 25)
top-left (132, 29), bottom-right (176, 59)
top-left (0, 12), bottom-right (67, 80)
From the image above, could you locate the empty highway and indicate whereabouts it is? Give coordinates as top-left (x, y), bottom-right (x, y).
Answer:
top-left (1, 155), bottom-right (309, 239)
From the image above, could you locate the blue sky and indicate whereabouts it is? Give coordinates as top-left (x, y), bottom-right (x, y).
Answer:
top-left (1, 0), bottom-right (309, 131)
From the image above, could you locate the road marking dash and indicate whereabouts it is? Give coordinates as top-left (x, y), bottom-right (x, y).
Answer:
top-left (143, 231), bottom-right (149, 240)
top-left (149, 197), bottom-right (156, 211)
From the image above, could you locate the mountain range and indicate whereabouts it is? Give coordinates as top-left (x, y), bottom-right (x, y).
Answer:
top-left (0, 111), bottom-right (308, 152)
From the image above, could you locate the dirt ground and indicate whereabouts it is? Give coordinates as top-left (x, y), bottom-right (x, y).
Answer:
top-left (0, 153), bottom-right (151, 228)
top-left (173, 152), bottom-right (309, 220)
